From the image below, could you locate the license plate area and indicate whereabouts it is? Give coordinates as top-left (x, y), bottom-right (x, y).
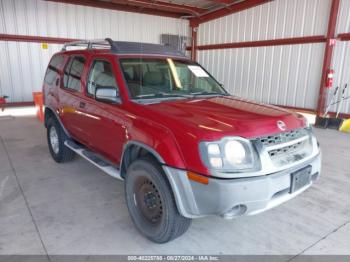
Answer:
top-left (290, 165), bottom-right (312, 193)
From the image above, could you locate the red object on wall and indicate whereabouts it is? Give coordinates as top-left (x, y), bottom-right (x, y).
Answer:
top-left (33, 92), bottom-right (44, 122)
top-left (0, 97), bottom-right (7, 112)
top-left (326, 69), bottom-right (335, 89)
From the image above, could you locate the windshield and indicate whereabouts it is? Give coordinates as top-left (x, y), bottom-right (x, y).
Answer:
top-left (119, 58), bottom-right (227, 100)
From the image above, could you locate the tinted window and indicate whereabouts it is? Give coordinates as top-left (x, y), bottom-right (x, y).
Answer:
top-left (63, 56), bottom-right (86, 91)
top-left (87, 60), bottom-right (119, 96)
top-left (44, 55), bottom-right (64, 85)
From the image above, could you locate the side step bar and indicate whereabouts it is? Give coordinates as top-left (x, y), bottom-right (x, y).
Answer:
top-left (64, 140), bottom-right (123, 180)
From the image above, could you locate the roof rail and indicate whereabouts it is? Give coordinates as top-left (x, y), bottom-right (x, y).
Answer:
top-left (61, 38), bottom-right (187, 58)
top-left (61, 38), bottom-right (115, 51)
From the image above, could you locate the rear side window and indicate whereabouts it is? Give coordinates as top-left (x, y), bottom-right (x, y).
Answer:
top-left (63, 56), bottom-right (86, 91)
top-left (87, 60), bottom-right (119, 96)
top-left (44, 55), bottom-right (64, 85)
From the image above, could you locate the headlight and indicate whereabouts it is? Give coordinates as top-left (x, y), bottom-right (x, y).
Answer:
top-left (199, 137), bottom-right (260, 173)
top-left (225, 141), bottom-right (246, 165)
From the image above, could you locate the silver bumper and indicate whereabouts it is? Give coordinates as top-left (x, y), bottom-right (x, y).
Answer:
top-left (163, 152), bottom-right (321, 219)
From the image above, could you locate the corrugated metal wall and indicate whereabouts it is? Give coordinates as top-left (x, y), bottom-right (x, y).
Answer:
top-left (198, 0), bottom-right (330, 45)
top-left (336, 0), bottom-right (350, 34)
top-left (197, 0), bottom-right (331, 111)
top-left (0, 42), bottom-right (62, 103)
top-left (331, 0), bottom-right (350, 114)
top-left (0, 0), bottom-right (189, 102)
top-left (198, 43), bottom-right (325, 109)
top-left (332, 41), bottom-right (350, 114)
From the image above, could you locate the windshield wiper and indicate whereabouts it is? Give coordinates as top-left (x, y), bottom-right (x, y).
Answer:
top-left (133, 92), bottom-right (228, 101)
top-left (134, 92), bottom-right (192, 99)
top-left (190, 91), bottom-right (229, 97)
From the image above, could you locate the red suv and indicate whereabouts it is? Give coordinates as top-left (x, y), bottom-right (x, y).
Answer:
top-left (43, 39), bottom-right (321, 243)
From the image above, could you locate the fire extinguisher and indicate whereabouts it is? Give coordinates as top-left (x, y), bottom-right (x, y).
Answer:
top-left (322, 69), bottom-right (335, 117)
top-left (326, 69), bottom-right (334, 89)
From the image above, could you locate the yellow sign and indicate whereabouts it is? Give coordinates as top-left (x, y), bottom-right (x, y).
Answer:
top-left (41, 43), bottom-right (48, 49)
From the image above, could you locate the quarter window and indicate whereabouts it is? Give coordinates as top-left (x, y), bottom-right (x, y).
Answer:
top-left (44, 55), bottom-right (64, 85)
top-left (63, 56), bottom-right (86, 91)
top-left (87, 60), bottom-right (119, 96)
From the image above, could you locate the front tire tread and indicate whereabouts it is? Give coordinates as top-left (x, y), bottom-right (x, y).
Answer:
top-left (125, 157), bottom-right (191, 243)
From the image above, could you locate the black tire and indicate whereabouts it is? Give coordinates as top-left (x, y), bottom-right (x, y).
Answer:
top-left (47, 117), bottom-right (75, 163)
top-left (125, 157), bottom-right (191, 243)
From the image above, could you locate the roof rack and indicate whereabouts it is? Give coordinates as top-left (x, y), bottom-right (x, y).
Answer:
top-left (61, 38), bottom-right (114, 51)
top-left (62, 38), bottom-right (187, 58)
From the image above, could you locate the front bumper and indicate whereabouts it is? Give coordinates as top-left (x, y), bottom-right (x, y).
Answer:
top-left (163, 152), bottom-right (321, 219)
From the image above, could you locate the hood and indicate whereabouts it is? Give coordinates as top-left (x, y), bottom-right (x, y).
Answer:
top-left (142, 96), bottom-right (306, 140)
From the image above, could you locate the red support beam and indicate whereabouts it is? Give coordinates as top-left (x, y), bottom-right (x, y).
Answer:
top-left (3, 102), bottom-right (35, 108)
top-left (338, 33), bottom-right (350, 41)
top-left (189, 35), bottom-right (326, 51)
top-left (190, 20), bottom-right (199, 61)
top-left (326, 111), bottom-right (350, 119)
top-left (191, 0), bottom-right (273, 25)
top-left (46, 0), bottom-right (186, 18)
top-left (110, 0), bottom-right (207, 16)
top-left (277, 105), bottom-right (316, 115)
top-left (278, 105), bottom-right (350, 120)
top-left (211, 0), bottom-right (234, 4)
top-left (316, 0), bottom-right (341, 116)
top-left (0, 34), bottom-right (79, 44)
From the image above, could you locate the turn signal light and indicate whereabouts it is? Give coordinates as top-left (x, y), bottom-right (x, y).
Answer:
top-left (187, 171), bottom-right (209, 185)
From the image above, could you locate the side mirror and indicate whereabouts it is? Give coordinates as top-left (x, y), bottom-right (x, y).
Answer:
top-left (95, 87), bottom-right (121, 104)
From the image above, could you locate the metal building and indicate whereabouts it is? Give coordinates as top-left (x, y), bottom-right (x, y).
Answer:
top-left (0, 0), bottom-right (349, 117)
top-left (0, 0), bottom-right (189, 103)
top-left (1, 0), bottom-right (350, 256)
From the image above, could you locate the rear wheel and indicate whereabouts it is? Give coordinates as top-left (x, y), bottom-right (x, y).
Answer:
top-left (47, 117), bottom-right (75, 163)
top-left (125, 158), bottom-right (191, 243)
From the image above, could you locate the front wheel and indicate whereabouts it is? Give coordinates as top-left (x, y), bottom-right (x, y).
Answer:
top-left (125, 158), bottom-right (191, 243)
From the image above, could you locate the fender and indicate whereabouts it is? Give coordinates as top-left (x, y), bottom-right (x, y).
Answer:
top-left (121, 140), bottom-right (165, 165)
top-left (125, 116), bottom-right (186, 170)
top-left (44, 106), bottom-right (71, 138)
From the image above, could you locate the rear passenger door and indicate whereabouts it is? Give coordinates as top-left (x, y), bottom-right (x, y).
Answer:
top-left (58, 55), bottom-right (88, 142)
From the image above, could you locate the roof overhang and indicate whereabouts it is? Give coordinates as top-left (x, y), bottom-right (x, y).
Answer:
top-left (45, 0), bottom-right (273, 23)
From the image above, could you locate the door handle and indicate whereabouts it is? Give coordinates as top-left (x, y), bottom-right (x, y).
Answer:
top-left (79, 102), bottom-right (86, 108)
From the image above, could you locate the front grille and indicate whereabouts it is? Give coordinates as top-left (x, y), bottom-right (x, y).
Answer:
top-left (257, 128), bottom-right (308, 147)
top-left (255, 128), bottom-right (313, 167)
top-left (268, 140), bottom-right (306, 159)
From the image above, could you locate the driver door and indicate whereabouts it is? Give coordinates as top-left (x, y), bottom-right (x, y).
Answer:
top-left (78, 58), bottom-right (127, 164)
